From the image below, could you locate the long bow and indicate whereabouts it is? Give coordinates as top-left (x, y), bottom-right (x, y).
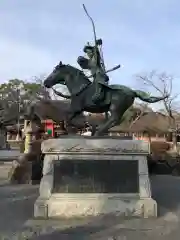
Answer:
top-left (82, 4), bottom-right (100, 68)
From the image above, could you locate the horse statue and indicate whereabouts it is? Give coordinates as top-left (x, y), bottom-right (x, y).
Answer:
top-left (44, 61), bottom-right (168, 136)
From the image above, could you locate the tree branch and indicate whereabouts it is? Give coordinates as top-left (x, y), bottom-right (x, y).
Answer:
top-left (136, 71), bottom-right (178, 121)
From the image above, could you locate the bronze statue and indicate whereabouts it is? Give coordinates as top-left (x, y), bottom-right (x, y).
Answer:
top-left (44, 61), bottom-right (168, 136)
top-left (43, 5), bottom-right (168, 136)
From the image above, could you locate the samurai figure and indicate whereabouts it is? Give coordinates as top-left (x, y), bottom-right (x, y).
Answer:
top-left (77, 39), bottom-right (109, 104)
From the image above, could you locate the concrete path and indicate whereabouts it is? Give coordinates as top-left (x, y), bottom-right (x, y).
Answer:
top-left (0, 174), bottom-right (180, 239)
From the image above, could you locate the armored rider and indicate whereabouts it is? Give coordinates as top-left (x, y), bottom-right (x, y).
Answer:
top-left (77, 39), bottom-right (109, 103)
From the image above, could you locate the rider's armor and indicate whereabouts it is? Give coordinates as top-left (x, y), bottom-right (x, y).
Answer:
top-left (77, 43), bottom-right (109, 103)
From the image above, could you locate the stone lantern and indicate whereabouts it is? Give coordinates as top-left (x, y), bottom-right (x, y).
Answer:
top-left (24, 121), bottom-right (39, 153)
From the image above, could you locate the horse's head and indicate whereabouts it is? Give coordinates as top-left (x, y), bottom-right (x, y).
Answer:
top-left (44, 61), bottom-right (91, 96)
top-left (44, 61), bottom-right (67, 88)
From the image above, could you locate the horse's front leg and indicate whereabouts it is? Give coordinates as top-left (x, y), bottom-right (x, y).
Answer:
top-left (66, 111), bottom-right (79, 134)
top-left (66, 110), bottom-right (76, 125)
top-left (66, 99), bottom-right (79, 123)
top-left (67, 108), bottom-right (85, 129)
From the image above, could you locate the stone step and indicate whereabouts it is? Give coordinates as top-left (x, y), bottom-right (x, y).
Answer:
top-left (0, 150), bottom-right (22, 159)
top-left (0, 162), bottom-right (13, 180)
top-left (0, 150), bottom-right (22, 181)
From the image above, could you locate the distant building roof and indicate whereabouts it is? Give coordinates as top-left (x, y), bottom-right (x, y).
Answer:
top-left (110, 112), bottom-right (170, 133)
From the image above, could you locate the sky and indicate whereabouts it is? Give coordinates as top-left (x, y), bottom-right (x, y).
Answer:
top-left (0, 0), bottom-right (180, 94)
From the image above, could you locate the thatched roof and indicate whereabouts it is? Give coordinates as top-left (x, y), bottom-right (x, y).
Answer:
top-left (3, 99), bottom-right (177, 134)
top-left (85, 113), bottom-right (105, 126)
top-left (4, 100), bottom-right (105, 130)
top-left (28, 100), bottom-right (71, 122)
top-left (26, 101), bottom-right (107, 127)
top-left (110, 112), bottom-right (170, 133)
top-left (130, 112), bottom-right (169, 133)
top-left (25, 100), bottom-right (89, 128)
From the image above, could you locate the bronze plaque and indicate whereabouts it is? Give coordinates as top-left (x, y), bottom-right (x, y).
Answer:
top-left (53, 159), bottom-right (139, 193)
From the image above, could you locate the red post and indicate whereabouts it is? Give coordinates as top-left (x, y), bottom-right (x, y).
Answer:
top-left (45, 119), bottom-right (54, 137)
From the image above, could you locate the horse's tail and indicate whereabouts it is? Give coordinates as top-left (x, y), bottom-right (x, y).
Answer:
top-left (134, 90), bottom-right (168, 103)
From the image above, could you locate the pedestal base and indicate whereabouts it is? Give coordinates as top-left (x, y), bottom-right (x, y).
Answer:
top-left (34, 194), bottom-right (157, 218)
top-left (34, 138), bottom-right (157, 219)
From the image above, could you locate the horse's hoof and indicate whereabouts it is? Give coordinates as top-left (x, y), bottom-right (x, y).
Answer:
top-left (94, 133), bottom-right (100, 137)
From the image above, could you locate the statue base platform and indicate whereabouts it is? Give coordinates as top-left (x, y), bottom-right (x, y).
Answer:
top-left (34, 137), bottom-right (157, 218)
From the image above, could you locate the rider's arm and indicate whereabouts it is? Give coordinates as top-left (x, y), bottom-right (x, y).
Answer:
top-left (77, 56), bottom-right (90, 69)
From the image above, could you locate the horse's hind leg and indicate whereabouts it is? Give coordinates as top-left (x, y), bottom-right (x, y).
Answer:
top-left (94, 91), bottom-right (135, 136)
top-left (67, 108), bottom-right (87, 129)
top-left (94, 117), bottom-right (115, 136)
top-left (95, 114), bottom-right (125, 136)
top-left (94, 112), bottom-right (119, 136)
top-left (94, 104), bottom-right (126, 136)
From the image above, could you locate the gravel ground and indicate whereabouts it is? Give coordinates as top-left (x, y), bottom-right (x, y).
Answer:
top-left (0, 171), bottom-right (180, 239)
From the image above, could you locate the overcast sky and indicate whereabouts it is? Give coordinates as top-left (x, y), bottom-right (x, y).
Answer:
top-left (0, 0), bottom-right (180, 92)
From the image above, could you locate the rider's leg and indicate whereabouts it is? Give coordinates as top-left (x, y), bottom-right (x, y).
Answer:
top-left (92, 82), bottom-right (103, 103)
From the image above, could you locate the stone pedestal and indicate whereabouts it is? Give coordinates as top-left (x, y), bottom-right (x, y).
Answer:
top-left (34, 137), bottom-right (157, 218)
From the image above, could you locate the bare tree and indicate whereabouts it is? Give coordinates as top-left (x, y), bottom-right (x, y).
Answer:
top-left (129, 103), bottom-right (150, 129)
top-left (136, 70), bottom-right (179, 150)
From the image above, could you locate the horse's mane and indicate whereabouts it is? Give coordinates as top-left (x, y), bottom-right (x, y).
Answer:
top-left (65, 64), bottom-right (90, 82)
